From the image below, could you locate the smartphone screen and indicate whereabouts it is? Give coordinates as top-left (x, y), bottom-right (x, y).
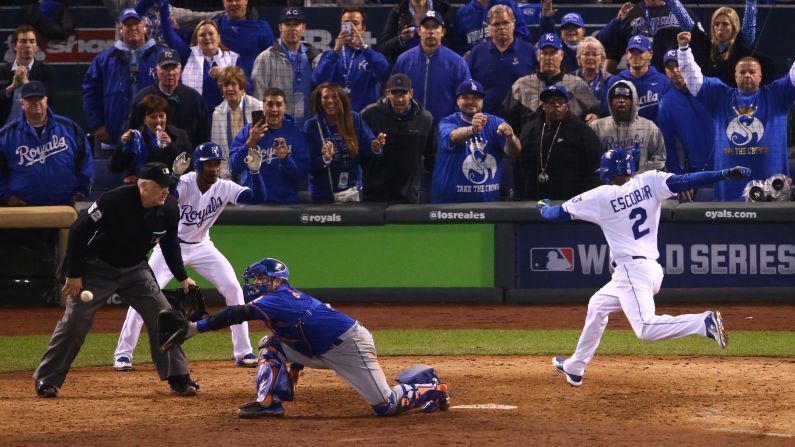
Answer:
top-left (342, 22), bottom-right (352, 33)
top-left (251, 110), bottom-right (265, 124)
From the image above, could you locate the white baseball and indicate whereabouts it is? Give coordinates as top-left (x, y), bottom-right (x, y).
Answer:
top-left (80, 290), bottom-right (94, 303)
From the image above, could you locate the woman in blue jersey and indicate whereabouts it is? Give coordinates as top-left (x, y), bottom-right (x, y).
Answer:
top-left (304, 82), bottom-right (386, 203)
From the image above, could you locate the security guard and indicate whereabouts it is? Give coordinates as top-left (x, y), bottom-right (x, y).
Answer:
top-left (34, 162), bottom-right (199, 398)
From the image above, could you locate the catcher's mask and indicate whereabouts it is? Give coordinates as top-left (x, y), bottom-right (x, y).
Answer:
top-left (192, 141), bottom-right (225, 173)
top-left (598, 148), bottom-right (634, 184)
top-left (243, 258), bottom-right (289, 299)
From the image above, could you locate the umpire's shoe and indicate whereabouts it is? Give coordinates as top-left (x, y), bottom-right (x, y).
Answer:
top-left (168, 374), bottom-right (199, 397)
top-left (238, 400), bottom-right (284, 418)
top-left (705, 310), bottom-right (728, 349)
top-left (35, 380), bottom-right (58, 398)
top-left (552, 357), bottom-right (583, 387)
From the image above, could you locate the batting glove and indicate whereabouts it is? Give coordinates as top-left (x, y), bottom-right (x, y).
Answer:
top-left (536, 199), bottom-right (552, 213)
top-left (172, 152), bottom-right (190, 175)
top-left (722, 166), bottom-right (751, 180)
top-left (244, 147), bottom-right (263, 174)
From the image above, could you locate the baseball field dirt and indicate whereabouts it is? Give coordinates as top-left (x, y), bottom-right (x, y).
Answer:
top-left (1, 304), bottom-right (793, 446)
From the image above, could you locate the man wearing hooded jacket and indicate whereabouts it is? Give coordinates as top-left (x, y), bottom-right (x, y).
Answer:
top-left (590, 80), bottom-right (666, 174)
top-left (361, 74), bottom-right (435, 204)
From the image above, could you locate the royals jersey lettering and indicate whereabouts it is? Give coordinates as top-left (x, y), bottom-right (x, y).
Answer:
top-left (562, 170), bottom-right (674, 261)
top-left (176, 172), bottom-right (247, 242)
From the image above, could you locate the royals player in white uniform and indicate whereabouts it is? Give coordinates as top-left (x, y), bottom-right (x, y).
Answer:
top-left (537, 148), bottom-right (751, 387)
top-left (113, 142), bottom-right (266, 370)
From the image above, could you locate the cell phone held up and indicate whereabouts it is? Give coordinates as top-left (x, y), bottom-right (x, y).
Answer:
top-left (251, 110), bottom-right (265, 126)
top-left (342, 22), bottom-right (352, 34)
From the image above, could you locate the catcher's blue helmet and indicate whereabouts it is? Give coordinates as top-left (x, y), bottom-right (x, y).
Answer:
top-left (242, 258), bottom-right (289, 299)
top-left (598, 149), bottom-right (634, 184)
top-left (192, 142), bottom-right (225, 173)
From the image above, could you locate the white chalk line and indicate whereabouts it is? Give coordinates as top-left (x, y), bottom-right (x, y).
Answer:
top-left (712, 427), bottom-right (795, 438)
top-left (450, 404), bottom-right (518, 410)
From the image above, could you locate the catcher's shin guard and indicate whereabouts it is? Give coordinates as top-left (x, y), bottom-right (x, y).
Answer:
top-left (255, 337), bottom-right (294, 406)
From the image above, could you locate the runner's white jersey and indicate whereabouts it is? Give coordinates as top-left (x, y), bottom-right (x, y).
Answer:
top-left (562, 170), bottom-right (675, 261)
top-left (175, 172), bottom-right (248, 243)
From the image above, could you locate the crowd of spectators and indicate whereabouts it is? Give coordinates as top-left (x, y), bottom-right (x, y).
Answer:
top-left (1, 0), bottom-right (793, 206)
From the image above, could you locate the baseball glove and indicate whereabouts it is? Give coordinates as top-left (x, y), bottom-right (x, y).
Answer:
top-left (158, 308), bottom-right (189, 353)
top-left (163, 286), bottom-right (209, 322)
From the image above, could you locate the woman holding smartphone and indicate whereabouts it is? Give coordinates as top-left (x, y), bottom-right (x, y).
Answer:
top-left (304, 83), bottom-right (386, 203)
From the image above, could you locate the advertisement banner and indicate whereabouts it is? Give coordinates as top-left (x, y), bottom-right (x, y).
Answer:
top-left (516, 223), bottom-right (795, 288)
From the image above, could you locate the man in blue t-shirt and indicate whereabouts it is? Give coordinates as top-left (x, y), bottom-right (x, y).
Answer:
top-left (677, 32), bottom-right (795, 201)
top-left (431, 79), bottom-right (520, 203)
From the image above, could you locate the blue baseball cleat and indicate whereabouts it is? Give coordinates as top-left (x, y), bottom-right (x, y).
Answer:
top-left (238, 401), bottom-right (284, 418)
top-left (705, 310), bottom-right (728, 349)
top-left (552, 357), bottom-right (583, 387)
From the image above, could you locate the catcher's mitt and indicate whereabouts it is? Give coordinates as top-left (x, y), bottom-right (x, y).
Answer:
top-left (158, 308), bottom-right (189, 353)
top-left (163, 285), bottom-right (209, 322)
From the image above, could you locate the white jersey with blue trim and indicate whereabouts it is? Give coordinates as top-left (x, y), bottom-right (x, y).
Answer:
top-left (175, 172), bottom-right (248, 243)
top-left (562, 170), bottom-right (675, 261)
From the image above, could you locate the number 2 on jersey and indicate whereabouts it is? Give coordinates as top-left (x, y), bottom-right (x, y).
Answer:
top-left (629, 207), bottom-right (650, 240)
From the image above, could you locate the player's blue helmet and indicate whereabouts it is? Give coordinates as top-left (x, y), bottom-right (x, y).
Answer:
top-left (242, 258), bottom-right (289, 299)
top-left (598, 149), bottom-right (634, 184)
top-left (192, 142), bottom-right (225, 173)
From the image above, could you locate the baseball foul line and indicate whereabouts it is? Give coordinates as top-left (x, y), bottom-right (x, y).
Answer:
top-left (451, 404), bottom-right (518, 410)
top-left (712, 428), bottom-right (795, 438)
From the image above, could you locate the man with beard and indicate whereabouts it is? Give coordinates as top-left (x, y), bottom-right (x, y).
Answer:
top-left (590, 80), bottom-right (666, 174)
top-left (361, 74), bottom-right (436, 204)
top-left (657, 50), bottom-right (714, 201)
top-left (431, 79), bottom-right (519, 203)
top-left (678, 31), bottom-right (795, 201)
top-left (514, 84), bottom-right (601, 200)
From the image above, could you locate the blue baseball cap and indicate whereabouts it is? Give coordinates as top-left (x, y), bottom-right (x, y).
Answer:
top-left (119, 8), bottom-right (143, 24)
top-left (663, 49), bottom-right (678, 65)
top-left (20, 80), bottom-right (47, 99)
top-left (419, 10), bottom-right (444, 26)
top-left (538, 33), bottom-right (562, 50)
top-left (539, 84), bottom-right (570, 102)
top-left (627, 34), bottom-right (651, 52)
top-left (456, 79), bottom-right (485, 98)
top-left (279, 7), bottom-right (306, 24)
top-left (561, 13), bottom-right (585, 28)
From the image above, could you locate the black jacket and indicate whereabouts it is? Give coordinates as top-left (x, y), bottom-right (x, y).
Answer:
top-left (379, 0), bottom-right (455, 66)
top-left (514, 112), bottom-right (602, 201)
top-left (689, 30), bottom-right (777, 87)
top-left (0, 60), bottom-right (56, 126)
top-left (110, 124), bottom-right (192, 177)
top-left (360, 98), bottom-right (436, 204)
top-left (127, 83), bottom-right (210, 149)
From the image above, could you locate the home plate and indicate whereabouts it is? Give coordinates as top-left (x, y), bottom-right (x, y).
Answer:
top-left (451, 404), bottom-right (517, 410)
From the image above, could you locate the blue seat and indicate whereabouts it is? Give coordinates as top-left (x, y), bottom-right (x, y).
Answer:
top-left (91, 158), bottom-right (122, 198)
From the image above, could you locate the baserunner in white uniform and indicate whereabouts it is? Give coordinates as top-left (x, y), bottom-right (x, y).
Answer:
top-left (537, 148), bottom-right (751, 387)
top-left (113, 142), bottom-right (266, 370)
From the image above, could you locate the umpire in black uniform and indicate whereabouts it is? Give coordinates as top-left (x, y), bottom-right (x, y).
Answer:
top-left (34, 162), bottom-right (199, 398)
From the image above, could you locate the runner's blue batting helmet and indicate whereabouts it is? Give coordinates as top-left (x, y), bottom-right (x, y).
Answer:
top-left (598, 149), bottom-right (634, 184)
top-left (242, 258), bottom-right (290, 299)
top-left (192, 142), bottom-right (225, 173)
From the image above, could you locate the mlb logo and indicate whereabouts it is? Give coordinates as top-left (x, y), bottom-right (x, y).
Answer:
top-left (530, 248), bottom-right (574, 272)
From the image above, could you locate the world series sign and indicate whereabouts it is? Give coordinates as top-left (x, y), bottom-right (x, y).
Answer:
top-left (516, 223), bottom-right (795, 288)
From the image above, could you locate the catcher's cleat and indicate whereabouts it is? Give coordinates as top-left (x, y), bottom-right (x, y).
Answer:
top-left (168, 374), bottom-right (199, 397)
top-left (238, 401), bottom-right (284, 418)
top-left (552, 357), bottom-right (583, 387)
top-left (113, 356), bottom-right (133, 371)
top-left (235, 353), bottom-right (258, 368)
top-left (705, 310), bottom-right (728, 349)
top-left (35, 380), bottom-right (58, 398)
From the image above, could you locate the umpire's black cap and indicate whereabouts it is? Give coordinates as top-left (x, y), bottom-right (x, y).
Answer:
top-left (139, 162), bottom-right (176, 187)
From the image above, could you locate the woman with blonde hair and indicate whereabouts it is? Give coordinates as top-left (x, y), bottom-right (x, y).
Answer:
top-left (304, 83), bottom-right (386, 203)
top-left (160, 7), bottom-right (240, 113)
top-left (667, 0), bottom-right (771, 86)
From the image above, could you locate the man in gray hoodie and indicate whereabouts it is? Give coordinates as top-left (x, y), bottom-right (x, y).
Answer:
top-left (589, 80), bottom-right (666, 174)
